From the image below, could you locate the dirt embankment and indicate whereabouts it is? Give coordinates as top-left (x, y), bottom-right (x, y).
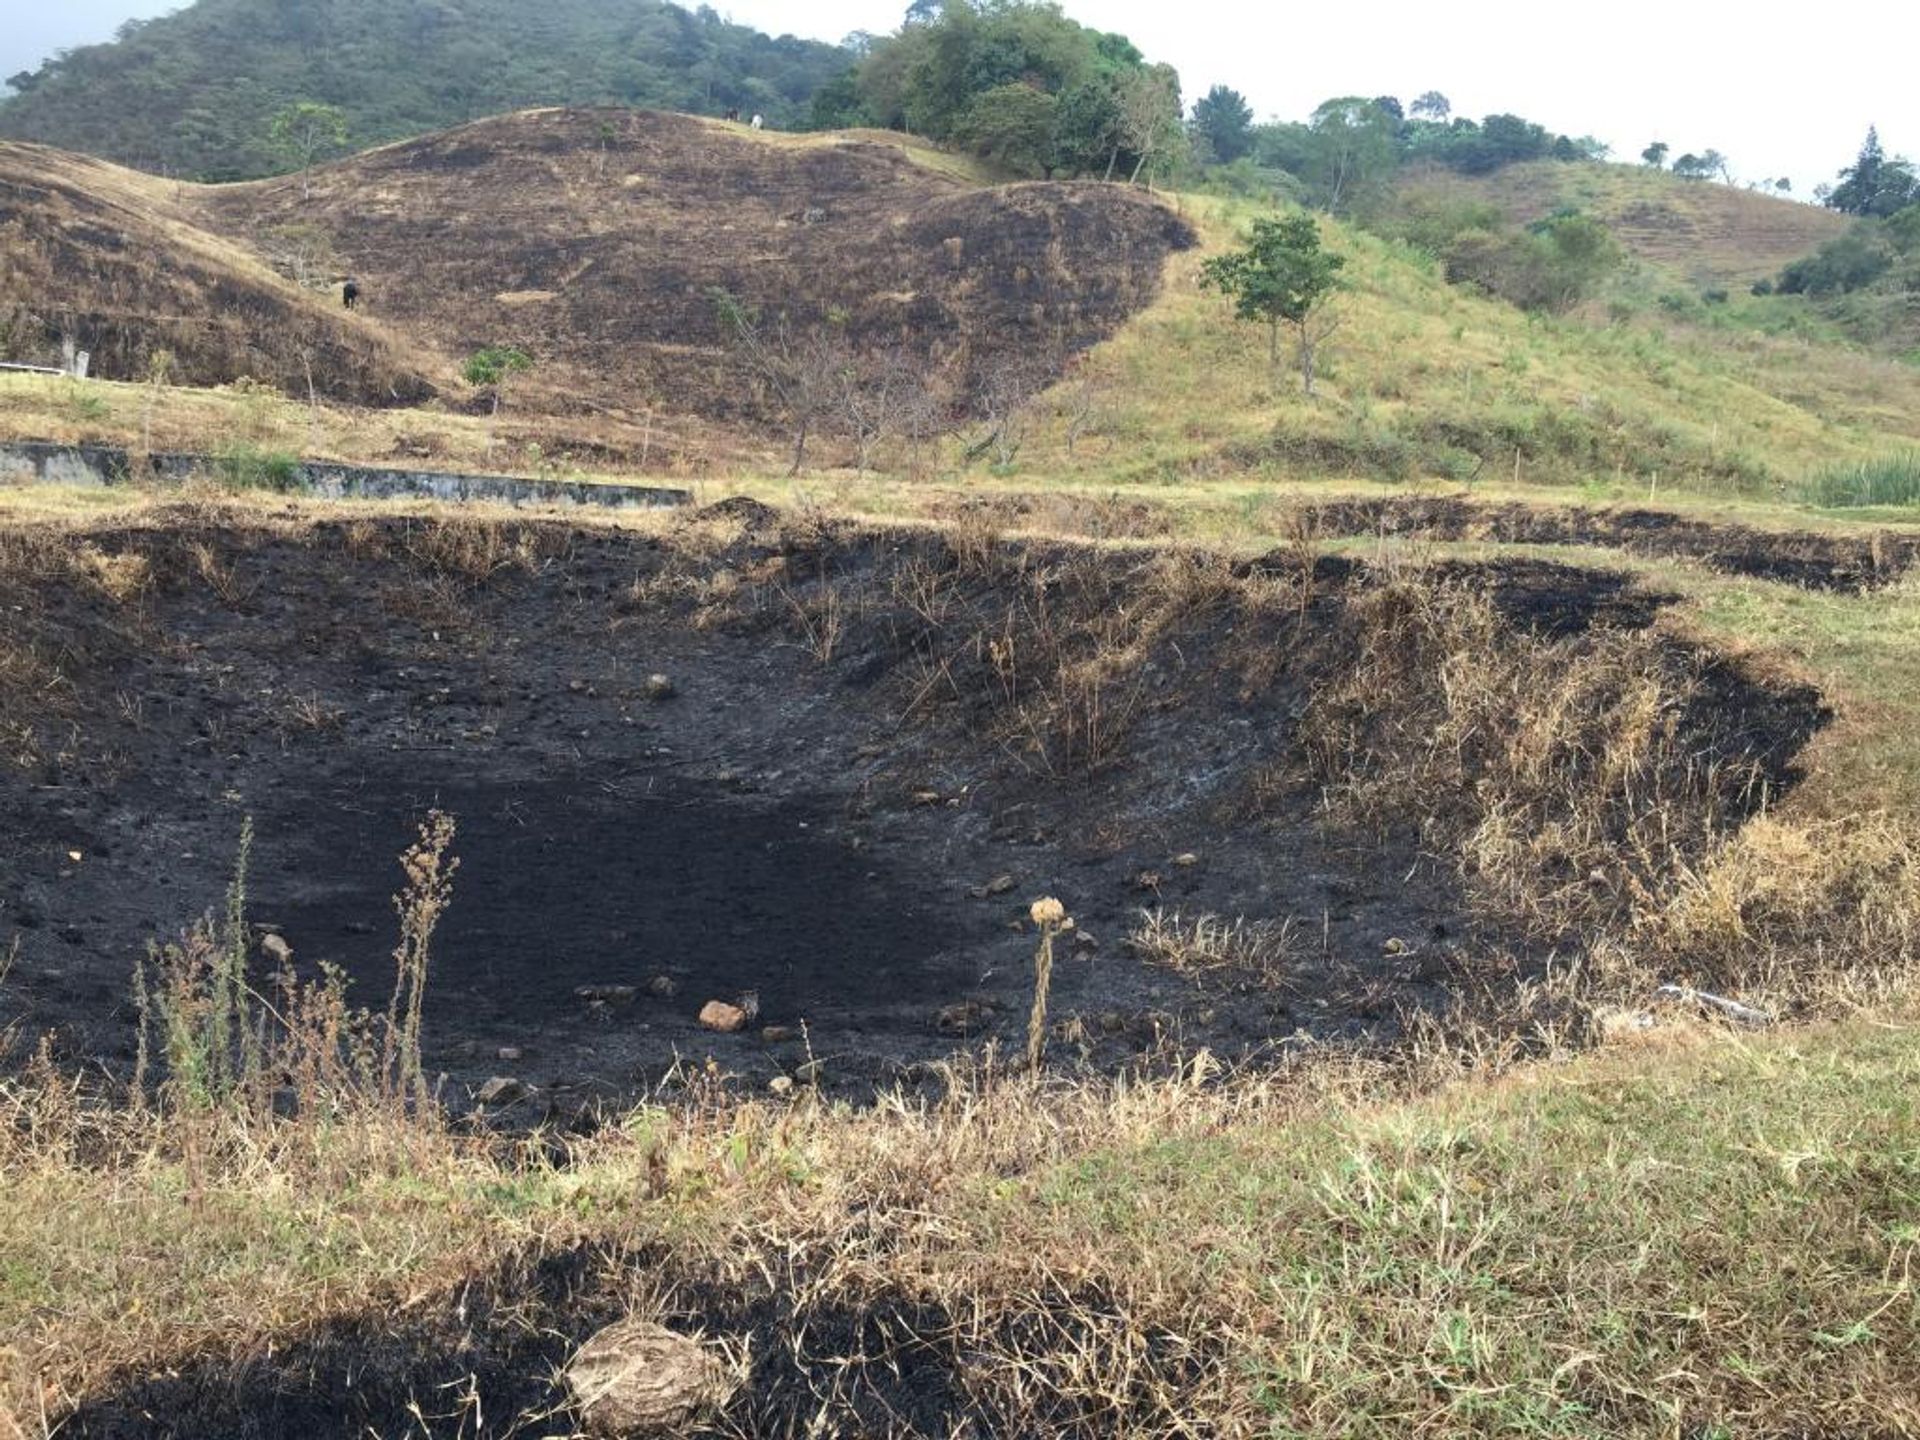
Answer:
top-left (0, 504), bottom-right (1824, 1119)
top-left (1297, 494), bottom-right (1920, 591)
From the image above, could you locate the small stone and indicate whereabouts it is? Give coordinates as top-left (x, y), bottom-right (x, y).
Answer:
top-left (647, 974), bottom-right (679, 999)
top-left (1172, 852), bottom-right (1200, 868)
top-left (576, 984), bottom-right (638, 1006)
top-left (768, 1075), bottom-right (794, 1096)
top-left (475, 1076), bottom-right (526, 1106)
top-left (760, 1025), bottom-right (796, 1044)
top-left (260, 933), bottom-right (293, 965)
top-left (1072, 931), bottom-right (1099, 952)
top-left (564, 1318), bottom-right (734, 1439)
top-left (1383, 937), bottom-right (1408, 956)
top-left (911, 789), bottom-right (942, 807)
top-left (698, 1000), bottom-right (748, 1033)
top-left (936, 1000), bottom-right (991, 1036)
top-left (644, 673), bottom-right (676, 701)
top-left (497, 1046), bottom-right (525, 1062)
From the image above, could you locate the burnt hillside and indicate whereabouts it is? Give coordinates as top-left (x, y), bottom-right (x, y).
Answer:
top-left (0, 142), bottom-right (438, 403)
top-left (193, 108), bottom-right (1197, 418)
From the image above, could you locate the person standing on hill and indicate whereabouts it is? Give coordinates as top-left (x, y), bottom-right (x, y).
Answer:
top-left (342, 277), bottom-right (360, 310)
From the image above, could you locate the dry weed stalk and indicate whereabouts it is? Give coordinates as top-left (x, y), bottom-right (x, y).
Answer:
top-left (384, 810), bottom-right (459, 1110)
top-left (1027, 898), bottom-right (1068, 1072)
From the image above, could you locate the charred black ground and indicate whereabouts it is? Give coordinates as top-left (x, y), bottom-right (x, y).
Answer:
top-left (0, 504), bottom-right (1826, 1116)
top-left (62, 1240), bottom-right (1157, 1440)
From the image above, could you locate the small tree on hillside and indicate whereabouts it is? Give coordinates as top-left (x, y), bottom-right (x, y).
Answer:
top-left (267, 101), bottom-right (349, 200)
top-left (1641, 141), bottom-right (1669, 168)
top-left (1410, 91), bottom-right (1451, 124)
top-left (464, 346), bottom-right (533, 461)
top-left (1115, 65), bottom-right (1184, 186)
top-left (709, 288), bottom-right (847, 475)
top-left (1200, 214), bottom-right (1346, 394)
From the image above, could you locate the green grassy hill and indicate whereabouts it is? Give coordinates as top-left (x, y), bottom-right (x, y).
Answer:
top-left (0, 0), bottom-right (849, 180)
top-left (1402, 159), bottom-right (1847, 287)
top-left (1389, 159), bottom-right (1920, 364)
top-left (1015, 194), bottom-right (1920, 500)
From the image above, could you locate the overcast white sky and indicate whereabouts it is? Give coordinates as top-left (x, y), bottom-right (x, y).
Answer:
top-left (8, 0), bottom-right (1916, 195)
top-left (722, 0), bottom-right (1918, 195)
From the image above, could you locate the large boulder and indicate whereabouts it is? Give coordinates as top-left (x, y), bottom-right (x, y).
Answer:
top-left (564, 1317), bottom-right (733, 1438)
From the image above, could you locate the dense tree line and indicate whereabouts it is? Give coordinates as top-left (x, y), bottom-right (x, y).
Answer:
top-left (1205, 91), bottom-right (1607, 215)
top-left (0, 0), bottom-right (850, 180)
top-left (807, 1), bottom-right (1182, 182)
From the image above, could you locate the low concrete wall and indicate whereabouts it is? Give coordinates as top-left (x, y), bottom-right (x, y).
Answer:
top-left (0, 441), bottom-right (690, 511)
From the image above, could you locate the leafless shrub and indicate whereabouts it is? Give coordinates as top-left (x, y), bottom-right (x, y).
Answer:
top-left (963, 358), bottom-right (1049, 468)
top-left (1059, 367), bottom-right (1112, 456)
top-left (259, 223), bottom-right (341, 293)
top-left (383, 811), bottom-right (458, 1112)
top-left (709, 290), bottom-right (854, 477)
top-left (186, 540), bottom-right (254, 606)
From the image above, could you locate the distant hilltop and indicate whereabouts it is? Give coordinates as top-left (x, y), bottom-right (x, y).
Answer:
top-left (0, 0), bottom-right (849, 180)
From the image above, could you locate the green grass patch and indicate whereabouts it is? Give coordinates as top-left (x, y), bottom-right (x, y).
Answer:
top-left (211, 440), bottom-right (304, 493)
top-left (1797, 452), bottom-right (1920, 508)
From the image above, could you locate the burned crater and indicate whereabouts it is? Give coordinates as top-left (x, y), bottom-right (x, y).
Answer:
top-left (0, 507), bottom-right (1828, 1112)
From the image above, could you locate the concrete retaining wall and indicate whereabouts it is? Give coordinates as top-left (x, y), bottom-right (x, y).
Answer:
top-left (0, 441), bottom-right (690, 511)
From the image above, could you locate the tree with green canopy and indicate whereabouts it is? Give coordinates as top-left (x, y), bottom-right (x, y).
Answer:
top-left (1191, 84), bottom-right (1254, 163)
top-left (267, 101), bottom-right (348, 199)
top-left (1200, 213), bottom-right (1346, 393)
top-left (1829, 127), bottom-right (1920, 218)
top-left (1303, 97), bottom-right (1399, 213)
